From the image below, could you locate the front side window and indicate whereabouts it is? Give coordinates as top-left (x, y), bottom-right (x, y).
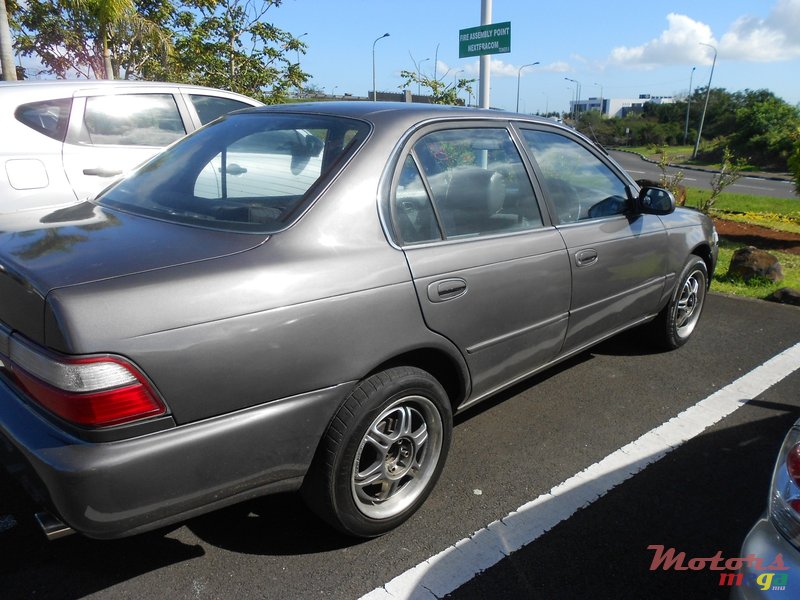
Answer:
top-left (520, 129), bottom-right (630, 224)
top-left (81, 94), bottom-right (185, 146)
top-left (397, 128), bottom-right (541, 241)
top-left (15, 98), bottom-right (72, 141)
top-left (99, 113), bottom-right (369, 233)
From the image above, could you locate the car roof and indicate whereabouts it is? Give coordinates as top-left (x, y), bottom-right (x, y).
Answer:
top-left (244, 101), bottom-right (576, 137)
top-left (0, 79), bottom-right (262, 104)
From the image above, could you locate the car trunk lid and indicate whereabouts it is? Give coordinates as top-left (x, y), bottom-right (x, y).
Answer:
top-left (0, 202), bottom-right (267, 344)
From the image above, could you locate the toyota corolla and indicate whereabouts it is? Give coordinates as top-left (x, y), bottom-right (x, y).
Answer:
top-left (0, 102), bottom-right (717, 540)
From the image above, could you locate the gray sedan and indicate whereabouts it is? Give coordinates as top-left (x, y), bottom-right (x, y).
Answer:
top-left (0, 102), bottom-right (717, 540)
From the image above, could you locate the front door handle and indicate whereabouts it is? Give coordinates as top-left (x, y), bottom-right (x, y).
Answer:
top-left (575, 249), bottom-right (598, 267)
top-left (427, 278), bottom-right (467, 303)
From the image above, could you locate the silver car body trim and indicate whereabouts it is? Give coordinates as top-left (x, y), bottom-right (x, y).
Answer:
top-left (466, 312), bottom-right (569, 355)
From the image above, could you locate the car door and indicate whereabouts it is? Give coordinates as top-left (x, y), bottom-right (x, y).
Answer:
top-left (62, 87), bottom-right (189, 200)
top-left (391, 124), bottom-right (571, 403)
top-left (516, 126), bottom-right (668, 354)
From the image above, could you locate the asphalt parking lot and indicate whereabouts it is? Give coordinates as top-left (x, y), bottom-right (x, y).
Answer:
top-left (1, 293), bottom-right (799, 599)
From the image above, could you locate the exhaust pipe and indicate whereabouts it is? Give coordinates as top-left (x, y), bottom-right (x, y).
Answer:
top-left (34, 511), bottom-right (75, 541)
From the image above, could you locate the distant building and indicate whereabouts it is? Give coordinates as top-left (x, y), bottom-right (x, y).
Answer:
top-left (571, 93), bottom-right (675, 118)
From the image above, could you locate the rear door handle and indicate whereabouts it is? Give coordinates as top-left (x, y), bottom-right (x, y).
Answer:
top-left (427, 278), bottom-right (467, 302)
top-left (575, 249), bottom-right (598, 267)
top-left (83, 168), bottom-right (123, 177)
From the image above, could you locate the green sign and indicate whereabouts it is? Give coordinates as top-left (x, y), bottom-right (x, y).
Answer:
top-left (459, 22), bottom-right (511, 58)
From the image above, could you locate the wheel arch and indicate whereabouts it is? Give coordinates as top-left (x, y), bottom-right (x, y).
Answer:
top-left (365, 347), bottom-right (470, 412)
top-left (691, 243), bottom-right (714, 287)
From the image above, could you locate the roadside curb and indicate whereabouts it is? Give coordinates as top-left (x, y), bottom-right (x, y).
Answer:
top-left (610, 148), bottom-right (793, 184)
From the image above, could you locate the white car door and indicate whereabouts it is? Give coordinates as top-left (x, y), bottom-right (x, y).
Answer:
top-left (61, 87), bottom-right (188, 200)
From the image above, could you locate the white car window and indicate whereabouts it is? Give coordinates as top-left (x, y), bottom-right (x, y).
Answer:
top-left (80, 94), bottom-right (186, 147)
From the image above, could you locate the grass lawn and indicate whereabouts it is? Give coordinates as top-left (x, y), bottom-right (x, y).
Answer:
top-left (683, 188), bottom-right (800, 235)
top-left (681, 187), bottom-right (800, 298)
top-left (712, 239), bottom-right (800, 299)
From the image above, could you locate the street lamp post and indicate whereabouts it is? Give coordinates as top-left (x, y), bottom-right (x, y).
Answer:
top-left (693, 43), bottom-right (716, 159)
top-left (683, 66), bottom-right (696, 146)
top-left (594, 82), bottom-right (603, 116)
top-left (372, 33), bottom-right (390, 102)
top-left (516, 62), bottom-right (539, 113)
top-left (295, 32), bottom-right (307, 65)
top-left (565, 77), bottom-right (581, 120)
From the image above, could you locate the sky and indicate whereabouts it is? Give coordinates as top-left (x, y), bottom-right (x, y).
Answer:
top-left (269, 0), bottom-right (800, 112)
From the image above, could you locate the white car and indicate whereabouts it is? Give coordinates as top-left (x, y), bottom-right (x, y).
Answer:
top-left (0, 80), bottom-right (262, 214)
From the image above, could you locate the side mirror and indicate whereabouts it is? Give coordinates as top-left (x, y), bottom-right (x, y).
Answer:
top-left (637, 186), bottom-right (676, 215)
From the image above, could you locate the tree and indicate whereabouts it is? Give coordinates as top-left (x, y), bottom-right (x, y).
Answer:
top-left (12, 0), bottom-right (172, 79)
top-left (398, 70), bottom-right (473, 105)
top-left (1, 0), bottom-right (16, 80)
top-left (730, 90), bottom-right (800, 169)
top-left (697, 147), bottom-right (744, 214)
top-left (169, 0), bottom-right (308, 103)
top-left (789, 128), bottom-right (800, 197)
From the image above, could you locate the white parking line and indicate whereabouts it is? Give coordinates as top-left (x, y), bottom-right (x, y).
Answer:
top-left (362, 342), bottom-right (800, 600)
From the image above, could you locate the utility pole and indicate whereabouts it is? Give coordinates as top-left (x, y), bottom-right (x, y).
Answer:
top-left (693, 44), bottom-right (716, 160)
top-left (683, 66), bottom-right (696, 146)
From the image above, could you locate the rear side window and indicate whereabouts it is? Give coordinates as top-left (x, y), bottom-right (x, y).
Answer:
top-left (99, 113), bottom-right (370, 233)
top-left (15, 98), bottom-right (72, 141)
top-left (394, 128), bottom-right (542, 242)
top-left (189, 94), bottom-right (254, 125)
top-left (80, 93), bottom-right (186, 146)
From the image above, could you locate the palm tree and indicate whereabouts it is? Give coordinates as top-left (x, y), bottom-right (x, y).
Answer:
top-left (70, 0), bottom-right (170, 79)
top-left (0, 0), bottom-right (16, 80)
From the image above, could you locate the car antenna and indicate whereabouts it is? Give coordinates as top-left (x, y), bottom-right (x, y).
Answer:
top-left (586, 123), bottom-right (608, 155)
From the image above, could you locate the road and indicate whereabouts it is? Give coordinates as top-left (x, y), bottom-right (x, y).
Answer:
top-left (609, 150), bottom-right (798, 200)
top-left (1, 294), bottom-right (799, 599)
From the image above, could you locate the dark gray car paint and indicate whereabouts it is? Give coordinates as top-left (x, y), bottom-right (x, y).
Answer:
top-left (0, 102), bottom-right (717, 538)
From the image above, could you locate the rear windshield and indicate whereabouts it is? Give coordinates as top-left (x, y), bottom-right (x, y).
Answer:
top-left (99, 113), bottom-right (370, 233)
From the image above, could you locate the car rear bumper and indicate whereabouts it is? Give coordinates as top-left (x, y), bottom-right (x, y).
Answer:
top-left (0, 375), bottom-right (351, 539)
top-left (730, 517), bottom-right (800, 599)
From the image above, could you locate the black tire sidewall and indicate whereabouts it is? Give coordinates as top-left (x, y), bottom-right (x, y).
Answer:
top-left (665, 257), bottom-right (708, 349)
top-left (327, 367), bottom-right (452, 537)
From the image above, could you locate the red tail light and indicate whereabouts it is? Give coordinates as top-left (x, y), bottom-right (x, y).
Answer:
top-left (2, 335), bottom-right (165, 427)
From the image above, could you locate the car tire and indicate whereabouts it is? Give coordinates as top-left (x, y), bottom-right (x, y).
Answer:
top-left (302, 366), bottom-right (452, 538)
top-left (650, 256), bottom-right (708, 350)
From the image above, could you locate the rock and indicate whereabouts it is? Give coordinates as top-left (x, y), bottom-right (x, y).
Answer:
top-left (766, 288), bottom-right (800, 306)
top-left (729, 246), bottom-right (783, 283)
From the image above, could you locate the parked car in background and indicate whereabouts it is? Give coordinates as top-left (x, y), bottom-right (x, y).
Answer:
top-left (0, 80), bottom-right (262, 213)
top-left (0, 102), bottom-right (717, 541)
top-left (733, 419), bottom-right (800, 598)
